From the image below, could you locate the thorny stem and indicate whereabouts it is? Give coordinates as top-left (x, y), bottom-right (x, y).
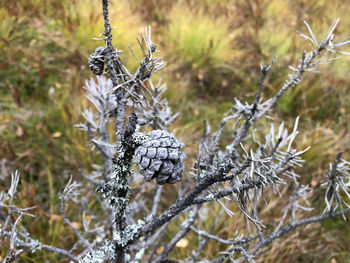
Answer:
top-left (128, 159), bottom-right (251, 246)
top-left (327, 152), bottom-right (343, 212)
top-left (232, 42), bottom-right (329, 150)
top-left (245, 208), bottom-right (350, 259)
top-left (260, 39), bottom-right (330, 118)
top-left (101, 0), bottom-right (126, 142)
top-left (230, 59), bottom-right (274, 149)
top-left (209, 209), bottom-right (350, 263)
top-left (191, 226), bottom-right (258, 246)
top-left (23, 244), bottom-right (79, 262)
top-left (60, 184), bottom-right (90, 248)
top-left (130, 162), bottom-right (234, 244)
top-left (252, 58), bottom-right (276, 115)
top-left (2, 228), bottom-right (79, 262)
top-left (105, 112), bottom-right (138, 263)
top-left (101, 1), bottom-right (129, 262)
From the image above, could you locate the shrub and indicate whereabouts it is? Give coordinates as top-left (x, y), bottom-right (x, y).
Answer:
top-left (1, 1), bottom-right (350, 262)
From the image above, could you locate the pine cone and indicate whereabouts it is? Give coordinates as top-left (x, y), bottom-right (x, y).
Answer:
top-left (135, 130), bottom-right (186, 184)
top-left (88, 47), bottom-right (105, 75)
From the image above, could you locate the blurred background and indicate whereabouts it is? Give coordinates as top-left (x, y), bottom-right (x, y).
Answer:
top-left (0, 0), bottom-right (349, 262)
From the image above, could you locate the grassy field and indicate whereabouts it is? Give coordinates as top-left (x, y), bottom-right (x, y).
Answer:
top-left (0, 0), bottom-right (349, 262)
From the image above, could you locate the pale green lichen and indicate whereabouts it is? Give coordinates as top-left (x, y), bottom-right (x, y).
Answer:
top-left (205, 193), bottom-right (215, 202)
top-left (199, 170), bottom-right (207, 179)
top-left (132, 130), bottom-right (148, 146)
top-left (181, 211), bottom-right (195, 228)
top-left (113, 220), bottom-right (145, 247)
top-left (80, 240), bottom-right (115, 263)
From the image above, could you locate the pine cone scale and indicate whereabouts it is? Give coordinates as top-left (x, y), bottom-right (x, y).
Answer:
top-left (135, 130), bottom-right (186, 184)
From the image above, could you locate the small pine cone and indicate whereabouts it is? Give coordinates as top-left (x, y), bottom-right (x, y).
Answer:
top-left (88, 47), bottom-right (105, 75)
top-left (135, 130), bottom-right (186, 185)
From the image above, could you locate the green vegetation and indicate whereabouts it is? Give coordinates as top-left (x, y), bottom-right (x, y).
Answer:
top-left (0, 0), bottom-right (349, 262)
